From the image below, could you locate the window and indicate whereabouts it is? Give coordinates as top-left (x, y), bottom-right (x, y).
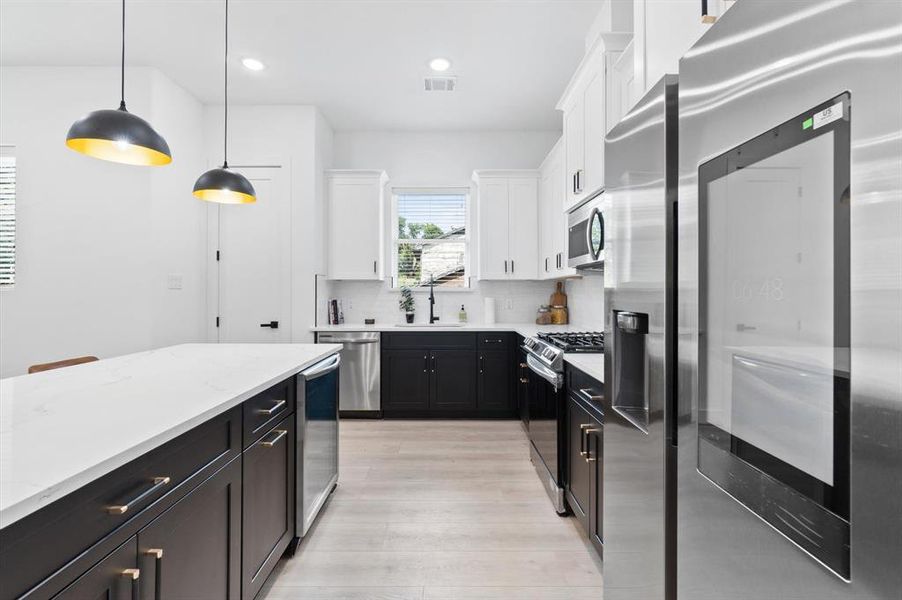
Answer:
top-left (393, 190), bottom-right (469, 288)
top-left (0, 152), bottom-right (14, 287)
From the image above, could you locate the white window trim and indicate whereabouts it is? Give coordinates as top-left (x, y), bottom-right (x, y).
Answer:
top-left (0, 145), bottom-right (16, 290)
top-left (390, 187), bottom-right (473, 291)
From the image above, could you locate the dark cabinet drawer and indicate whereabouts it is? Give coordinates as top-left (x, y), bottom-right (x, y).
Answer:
top-left (137, 458), bottom-right (241, 600)
top-left (382, 332), bottom-right (476, 349)
top-left (243, 378), bottom-right (295, 449)
top-left (1, 407), bottom-right (240, 600)
top-left (52, 537), bottom-right (138, 600)
top-left (243, 414), bottom-right (296, 600)
top-left (477, 332), bottom-right (513, 350)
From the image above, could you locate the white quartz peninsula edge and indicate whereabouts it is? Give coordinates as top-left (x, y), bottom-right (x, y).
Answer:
top-left (313, 322), bottom-right (606, 383)
top-left (0, 343), bottom-right (340, 529)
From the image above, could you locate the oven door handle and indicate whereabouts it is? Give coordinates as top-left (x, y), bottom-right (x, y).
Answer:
top-left (525, 355), bottom-right (562, 391)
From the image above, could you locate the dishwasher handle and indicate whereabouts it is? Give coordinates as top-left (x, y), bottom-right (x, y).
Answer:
top-left (301, 354), bottom-right (341, 381)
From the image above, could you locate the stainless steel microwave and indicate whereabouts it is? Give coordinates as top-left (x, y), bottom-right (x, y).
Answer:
top-left (567, 192), bottom-right (605, 270)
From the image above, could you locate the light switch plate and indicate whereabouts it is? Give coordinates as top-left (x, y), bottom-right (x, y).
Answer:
top-left (167, 274), bottom-right (183, 290)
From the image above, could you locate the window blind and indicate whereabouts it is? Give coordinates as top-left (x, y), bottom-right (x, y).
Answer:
top-left (0, 156), bottom-right (15, 286)
top-left (395, 192), bottom-right (468, 288)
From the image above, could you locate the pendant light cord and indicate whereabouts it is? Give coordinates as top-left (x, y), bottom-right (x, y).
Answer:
top-left (119, 0), bottom-right (126, 110)
top-left (223, 0), bottom-right (229, 168)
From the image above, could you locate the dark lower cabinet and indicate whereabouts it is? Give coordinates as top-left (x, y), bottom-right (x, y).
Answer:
top-left (382, 349), bottom-right (431, 412)
top-left (566, 396), bottom-right (593, 529)
top-left (587, 425), bottom-right (604, 556)
top-left (431, 350), bottom-right (478, 411)
top-left (137, 457), bottom-right (242, 600)
top-left (478, 351), bottom-right (513, 412)
top-left (54, 537), bottom-right (138, 600)
top-left (242, 415), bottom-right (296, 600)
top-left (565, 366), bottom-right (604, 559)
top-left (382, 332), bottom-right (514, 418)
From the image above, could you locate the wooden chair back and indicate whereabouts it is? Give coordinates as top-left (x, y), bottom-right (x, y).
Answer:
top-left (28, 356), bottom-right (99, 374)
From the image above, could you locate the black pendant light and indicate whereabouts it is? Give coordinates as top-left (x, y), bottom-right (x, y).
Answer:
top-left (65, 0), bottom-right (172, 166)
top-left (193, 0), bottom-right (256, 204)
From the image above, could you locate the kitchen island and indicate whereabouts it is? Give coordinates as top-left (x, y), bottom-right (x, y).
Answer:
top-left (0, 343), bottom-right (340, 600)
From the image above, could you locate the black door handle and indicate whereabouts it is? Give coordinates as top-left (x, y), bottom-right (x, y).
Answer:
top-left (260, 321), bottom-right (279, 329)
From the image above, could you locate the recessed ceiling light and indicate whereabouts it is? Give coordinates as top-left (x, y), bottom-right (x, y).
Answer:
top-left (429, 57), bottom-right (452, 72)
top-left (242, 58), bottom-right (266, 71)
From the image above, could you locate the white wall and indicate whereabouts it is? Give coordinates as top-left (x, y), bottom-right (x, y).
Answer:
top-left (0, 66), bottom-right (208, 377)
top-left (202, 105), bottom-right (333, 343)
top-left (325, 130), bottom-right (606, 328)
top-left (333, 131), bottom-right (560, 188)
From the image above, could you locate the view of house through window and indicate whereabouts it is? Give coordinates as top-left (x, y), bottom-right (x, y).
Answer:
top-left (394, 191), bottom-right (469, 288)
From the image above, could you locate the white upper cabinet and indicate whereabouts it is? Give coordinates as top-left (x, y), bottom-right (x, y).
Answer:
top-left (326, 170), bottom-right (388, 280)
top-left (538, 139), bottom-right (577, 280)
top-left (558, 32), bottom-right (632, 211)
top-left (474, 171), bottom-right (539, 281)
top-left (631, 0), bottom-right (735, 104)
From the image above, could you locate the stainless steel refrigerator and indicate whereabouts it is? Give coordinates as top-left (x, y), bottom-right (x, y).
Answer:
top-left (676, 2), bottom-right (901, 599)
top-left (603, 2), bottom-right (902, 599)
top-left (602, 74), bottom-right (678, 600)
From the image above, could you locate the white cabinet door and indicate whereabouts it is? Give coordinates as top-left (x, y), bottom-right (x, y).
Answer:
top-left (507, 177), bottom-right (538, 280)
top-left (477, 178), bottom-right (510, 280)
top-left (564, 98), bottom-right (585, 208)
top-left (327, 173), bottom-right (385, 280)
top-left (551, 158), bottom-right (576, 277)
top-left (539, 169), bottom-right (554, 278)
top-left (583, 65), bottom-right (607, 197)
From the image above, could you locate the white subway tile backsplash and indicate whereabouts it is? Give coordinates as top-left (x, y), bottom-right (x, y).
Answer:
top-left (317, 274), bottom-right (605, 331)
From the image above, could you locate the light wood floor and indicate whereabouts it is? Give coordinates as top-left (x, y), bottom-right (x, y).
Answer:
top-left (261, 419), bottom-right (603, 599)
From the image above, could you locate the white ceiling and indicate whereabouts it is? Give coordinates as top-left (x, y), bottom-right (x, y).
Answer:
top-left (0, 0), bottom-right (604, 131)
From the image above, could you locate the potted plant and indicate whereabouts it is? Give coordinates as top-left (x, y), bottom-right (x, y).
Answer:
top-left (399, 286), bottom-right (415, 323)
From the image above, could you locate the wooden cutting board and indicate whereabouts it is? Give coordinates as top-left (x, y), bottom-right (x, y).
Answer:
top-left (550, 281), bottom-right (567, 307)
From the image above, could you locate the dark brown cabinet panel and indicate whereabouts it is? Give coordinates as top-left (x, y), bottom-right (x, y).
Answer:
top-left (566, 396), bottom-right (593, 529)
top-left (430, 350), bottom-right (478, 411)
top-left (382, 349), bottom-right (431, 413)
top-left (588, 426), bottom-right (604, 557)
top-left (565, 365), bottom-right (604, 559)
top-left (242, 415), bottom-right (296, 600)
top-left (53, 537), bottom-right (138, 600)
top-left (382, 333), bottom-right (515, 418)
top-left (137, 458), bottom-right (242, 600)
top-left (478, 351), bottom-right (513, 412)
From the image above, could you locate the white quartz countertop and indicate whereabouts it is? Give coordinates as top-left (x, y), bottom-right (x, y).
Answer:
top-left (313, 322), bottom-right (605, 383)
top-left (0, 343), bottom-right (341, 528)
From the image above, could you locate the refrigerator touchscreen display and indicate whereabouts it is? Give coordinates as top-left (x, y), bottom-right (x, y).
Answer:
top-left (696, 94), bottom-right (851, 578)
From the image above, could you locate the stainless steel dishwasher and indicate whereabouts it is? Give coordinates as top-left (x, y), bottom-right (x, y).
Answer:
top-left (316, 331), bottom-right (381, 418)
top-left (291, 352), bottom-right (341, 551)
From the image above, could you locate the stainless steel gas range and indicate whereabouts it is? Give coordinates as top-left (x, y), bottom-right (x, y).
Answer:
top-left (522, 332), bottom-right (604, 513)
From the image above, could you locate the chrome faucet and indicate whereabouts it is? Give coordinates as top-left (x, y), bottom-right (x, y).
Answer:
top-left (429, 276), bottom-right (439, 324)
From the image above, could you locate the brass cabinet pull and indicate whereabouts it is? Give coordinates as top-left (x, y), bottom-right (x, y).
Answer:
top-left (122, 569), bottom-right (140, 600)
top-left (261, 429), bottom-right (288, 447)
top-left (257, 399), bottom-right (286, 415)
top-left (583, 427), bottom-right (602, 462)
top-left (106, 477), bottom-right (171, 514)
top-left (145, 549), bottom-right (163, 600)
top-left (579, 423), bottom-right (592, 456)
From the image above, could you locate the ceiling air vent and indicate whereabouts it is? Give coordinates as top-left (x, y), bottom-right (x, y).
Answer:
top-left (424, 76), bottom-right (456, 92)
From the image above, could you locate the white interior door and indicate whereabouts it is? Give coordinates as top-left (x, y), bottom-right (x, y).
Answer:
top-left (214, 165), bottom-right (291, 342)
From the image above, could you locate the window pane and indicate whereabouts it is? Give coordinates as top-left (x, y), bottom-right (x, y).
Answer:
top-left (397, 241), bottom-right (467, 288)
top-left (397, 193), bottom-right (466, 240)
top-left (0, 155), bottom-right (15, 287)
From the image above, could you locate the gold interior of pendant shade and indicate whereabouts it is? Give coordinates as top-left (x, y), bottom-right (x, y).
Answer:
top-left (66, 138), bottom-right (173, 166)
top-left (192, 188), bottom-right (256, 204)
